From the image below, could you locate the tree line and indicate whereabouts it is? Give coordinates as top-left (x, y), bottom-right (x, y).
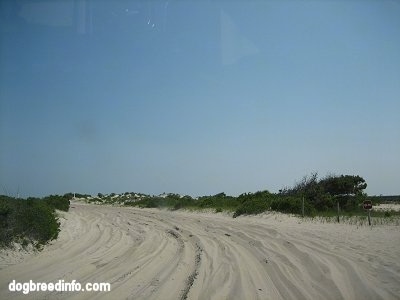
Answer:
top-left (127, 173), bottom-right (369, 217)
top-left (0, 173), bottom-right (378, 249)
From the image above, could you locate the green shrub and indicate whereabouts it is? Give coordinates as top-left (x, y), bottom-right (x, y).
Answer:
top-left (270, 197), bottom-right (299, 214)
top-left (15, 199), bottom-right (60, 244)
top-left (233, 198), bottom-right (271, 218)
top-left (133, 197), bottom-right (173, 208)
top-left (43, 195), bottom-right (70, 211)
top-left (0, 195), bottom-right (62, 248)
top-left (197, 194), bottom-right (239, 210)
top-left (232, 191), bottom-right (274, 217)
top-left (270, 196), bottom-right (316, 216)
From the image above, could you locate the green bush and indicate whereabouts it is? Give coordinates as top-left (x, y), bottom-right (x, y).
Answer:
top-left (233, 192), bottom-right (273, 217)
top-left (233, 199), bottom-right (270, 217)
top-left (270, 197), bottom-right (299, 214)
top-left (270, 196), bottom-right (316, 216)
top-left (16, 200), bottom-right (60, 243)
top-left (0, 195), bottom-right (63, 248)
top-left (197, 194), bottom-right (240, 209)
top-left (43, 195), bottom-right (70, 211)
top-left (133, 197), bottom-right (175, 208)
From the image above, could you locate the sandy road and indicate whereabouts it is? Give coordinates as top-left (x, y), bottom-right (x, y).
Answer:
top-left (1, 202), bottom-right (399, 299)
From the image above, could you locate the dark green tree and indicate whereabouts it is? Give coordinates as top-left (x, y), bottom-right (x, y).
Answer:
top-left (319, 175), bottom-right (367, 210)
top-left (319, 175), bottom-right (367, 196)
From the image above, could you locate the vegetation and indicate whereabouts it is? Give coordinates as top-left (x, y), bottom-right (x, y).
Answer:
top-left (279, 173), bottom-right (368, 212)
top-left (43, 194), bottom-right (71, 212)
top-left (63, 192), bottom-right (91, 199)
top-left (367, 195), bottom-right (400, 205)
top-left (125, 194), bottom-right (197, 210)
top-left (0, 194), bottom-right (71, 249)
top-left (2, 173), bottom-right (397, 250)
top-left (197, 193), bottom-right (240, 211)
top-left (233, 191), bottom-right (273, 217)
top-left (118, 173), bottom-right (399, 220)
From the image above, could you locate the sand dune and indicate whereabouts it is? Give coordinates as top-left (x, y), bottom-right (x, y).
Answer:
top-left (1, 202), bottom-right (399, 299)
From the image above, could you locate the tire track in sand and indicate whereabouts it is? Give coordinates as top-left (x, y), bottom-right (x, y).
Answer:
top-left (1, 203), bottom-right (399, 300)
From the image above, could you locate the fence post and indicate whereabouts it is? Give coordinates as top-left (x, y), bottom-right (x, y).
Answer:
top-left (368, 209), bottom-right (371, 226)
top-left (337, 201), bottom-right (340, 223)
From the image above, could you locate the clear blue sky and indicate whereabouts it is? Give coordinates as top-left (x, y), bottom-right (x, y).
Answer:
top-left (1, 1), bottom-right (399, 198)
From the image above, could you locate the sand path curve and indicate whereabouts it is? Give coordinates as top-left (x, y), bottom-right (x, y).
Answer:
top-left (1, 202), bottom-right (399, 299)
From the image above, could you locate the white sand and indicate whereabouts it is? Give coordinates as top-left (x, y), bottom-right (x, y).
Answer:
top-left (0, 202), bottom-right (399, 299)
top-left (373, 203), bottom-right (400, 212)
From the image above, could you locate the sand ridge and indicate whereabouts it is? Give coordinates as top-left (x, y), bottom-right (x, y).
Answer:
top-left (0, 202), bottom-right (399, 299)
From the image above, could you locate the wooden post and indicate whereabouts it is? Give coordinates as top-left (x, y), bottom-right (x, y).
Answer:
top-left (337, 201), bottom-right (340, 223)
top-left (302, 196), bottom-right (304, 218)
top-left (368, 209), bottom-right (371, 226)
top-left (363, 200), bottom-right (372, 226)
